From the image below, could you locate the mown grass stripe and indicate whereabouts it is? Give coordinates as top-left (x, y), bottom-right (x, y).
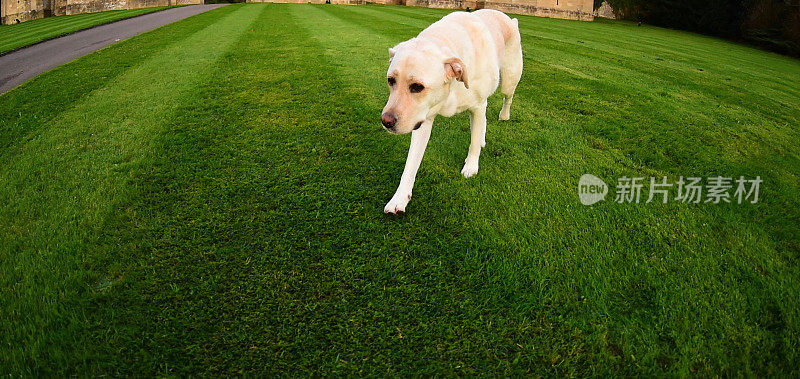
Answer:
top-left (75, 5), bottom-right (522, 374)
top-left (0, 4), bottom-right (239, 154)
top-left (517, 30), bottom-right (800, 124)
top-left (2, 10), bottom-right (147, 37)
top-left (0, 4), bottom-right (260, 373)
top-left (1, 9), bottom-right (155, 39)
top-left (518, 19), bottom-right (799, 85)
top-left (0, 7), bottom-right (171, 53)
top-left (2, 13), bottom-right (135, 48)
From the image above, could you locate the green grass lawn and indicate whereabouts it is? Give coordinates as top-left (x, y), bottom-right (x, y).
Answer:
top-left (1, 3), bottom-right (799, 375)
top-left (0, 6), bottom-right (173, 54)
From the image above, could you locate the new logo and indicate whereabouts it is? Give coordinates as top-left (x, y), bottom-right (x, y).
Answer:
top-left (579, 174), bottom-right (608, 205)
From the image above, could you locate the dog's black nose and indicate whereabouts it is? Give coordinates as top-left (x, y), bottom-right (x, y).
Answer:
top-left (381, 113), bottom-right (397, 129)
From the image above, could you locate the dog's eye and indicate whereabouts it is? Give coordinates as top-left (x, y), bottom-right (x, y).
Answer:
top-left (388, 77), bottom-right (396, 86)
top-left (409, 83), bottom-right (425, 93)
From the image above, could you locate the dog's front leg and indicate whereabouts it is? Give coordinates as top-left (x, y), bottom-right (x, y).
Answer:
top-left (461, 101), bottom-right (487, 178)
top-left (384, 119), bottom-right (433, 214)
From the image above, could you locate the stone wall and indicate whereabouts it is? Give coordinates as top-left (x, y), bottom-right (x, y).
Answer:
top-left (2, 0), bottom-right (49, 24)
top-left (488, 0), bottom-right (593, 21)
top-left (247, 0), bottom-right (595, 20)
top-left (2, 0), bottom-right (201, 25)
top-left (247, 0), bottom-right (366, 4)
top-left (58, 0), bottom-right (200, 16)
top-left (406, 0), bottom-right (593, 21)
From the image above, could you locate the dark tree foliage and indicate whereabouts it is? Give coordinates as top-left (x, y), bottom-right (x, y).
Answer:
top-left (602, 0), bottom-right (800, 56)
top-left (645, 0), bottom-right (745, 37)
top-left (742, 0), bottom-right (800, 55)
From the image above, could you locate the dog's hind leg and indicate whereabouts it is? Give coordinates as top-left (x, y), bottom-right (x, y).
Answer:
top-left (462, 101), bottom-right (487, 178)
top-left (499, 19), bottom-right (522, 121)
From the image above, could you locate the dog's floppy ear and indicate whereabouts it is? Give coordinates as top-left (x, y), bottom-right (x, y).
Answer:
top-left (388, 47), bottom-right (397, 62)
top-left (444, 57), bottom-right (469, 89)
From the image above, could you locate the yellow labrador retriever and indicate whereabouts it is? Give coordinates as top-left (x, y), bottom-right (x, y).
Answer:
top-left (381, 9), bottom-right (523, 214)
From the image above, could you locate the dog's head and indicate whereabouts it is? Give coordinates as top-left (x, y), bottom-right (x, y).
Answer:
top-left (381, 39), bottom-right (469, 134)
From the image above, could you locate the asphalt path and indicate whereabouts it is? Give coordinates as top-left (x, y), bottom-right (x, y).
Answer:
top-left (0, 4), bottom-right (227, 94)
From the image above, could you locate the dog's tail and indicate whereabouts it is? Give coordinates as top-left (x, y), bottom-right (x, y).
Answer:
top-left (498, 16), bottom-right (520, 49)
top-left (510, 18), bottom-right (520, 45)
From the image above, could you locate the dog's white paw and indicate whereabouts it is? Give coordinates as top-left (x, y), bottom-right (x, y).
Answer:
top-left (384, 193), bottom-right (411, 214)
top-left (499, 110), bottom-right (510, 121)
top-left (461, 160), bottom-right (479, 178)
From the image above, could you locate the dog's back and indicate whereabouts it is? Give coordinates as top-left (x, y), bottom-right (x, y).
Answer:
top-left (472, 9), bottom-right (521, 64)
top-left (419, 9), bottom-right (519, 68)
top-left (473, 9), bottom-right (519, 45)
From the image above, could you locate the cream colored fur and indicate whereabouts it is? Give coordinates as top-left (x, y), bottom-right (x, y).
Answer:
top-left (382, 9), bottom-right (523, 214)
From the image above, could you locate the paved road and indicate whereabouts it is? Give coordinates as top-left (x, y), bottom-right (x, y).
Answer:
top-left (0, 4), bottom-right (227, 94)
